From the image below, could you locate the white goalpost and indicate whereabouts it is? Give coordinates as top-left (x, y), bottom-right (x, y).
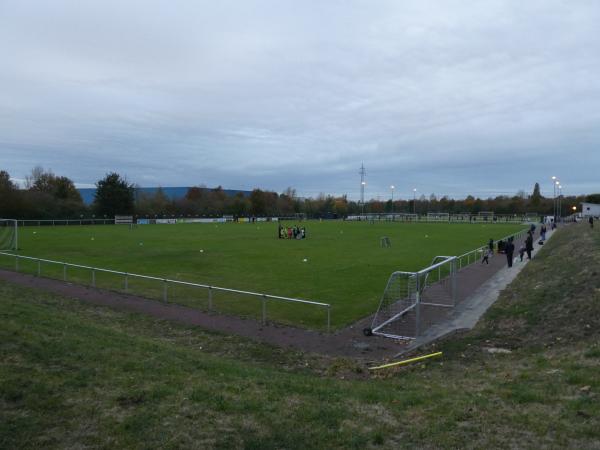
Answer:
top-left (0, 219), bottom-right (18, 251)
top-left (427, 212), bottom-right (450, 222)
top-left (476, 211), bottom-right (495, 222)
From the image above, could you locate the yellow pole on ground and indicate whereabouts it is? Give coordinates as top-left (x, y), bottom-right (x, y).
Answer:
top-left (368, 351), bottom-right (442, 370)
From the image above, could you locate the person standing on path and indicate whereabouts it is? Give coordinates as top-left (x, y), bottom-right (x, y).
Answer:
top-left (505, 237), bottom-right (515, 268)
top-left (540, 224), bottom-right (547, 241)
top-left (488, 238), bottom-right (494, 253)
top-left (482, 247), bottom-right (492, 264)
top-left (525, 232), bottom-right (534, 260)
top-left (590, 216), bottom-right (594, 229)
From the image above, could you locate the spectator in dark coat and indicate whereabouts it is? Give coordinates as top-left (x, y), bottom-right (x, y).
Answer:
top-left (525, 232), bottom-right (534, 260)
top-left (505, 237), bottom-right (515, 268)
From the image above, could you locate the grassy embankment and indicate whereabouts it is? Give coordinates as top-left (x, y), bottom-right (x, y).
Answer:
top-left (1, 223), bottom-right (599, 448)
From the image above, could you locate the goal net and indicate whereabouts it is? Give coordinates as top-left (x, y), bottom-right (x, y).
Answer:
top-left (114, 215), bottom-right (134, 225)
top-left (427, 212), bottom-right (449, 222)
top-left (394, 213), bottom-right (418, 222)
top-left (369, 256), bottom-right (457, 339)
top-left (0, 219), bottom-right (18, 251)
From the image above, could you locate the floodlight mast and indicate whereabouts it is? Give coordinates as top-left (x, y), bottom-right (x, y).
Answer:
top-left (558, 184), bottom-right (563, 221)
top-left (413, 188), bottom-right (417, 214)
top-left (359, 163), bottom-right (366, 215)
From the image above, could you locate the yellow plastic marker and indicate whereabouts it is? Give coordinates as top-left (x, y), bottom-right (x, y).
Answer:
top-left (368, 351), bottom-right (443, 370)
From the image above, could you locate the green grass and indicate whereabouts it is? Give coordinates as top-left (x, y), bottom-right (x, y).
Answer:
top-left (1, 223), bottom-right (600, 448)
top-left (2, 221), bottom-right (524, 328)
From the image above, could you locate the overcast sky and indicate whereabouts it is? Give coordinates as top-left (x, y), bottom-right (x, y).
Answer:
top-left (1, 0), bottom-right (599, 200)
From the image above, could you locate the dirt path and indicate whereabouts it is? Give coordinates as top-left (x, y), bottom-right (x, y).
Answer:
top-left (0, 228), bottom-right (537, 360)
top-left (0, 269), bottom-right (405, 360)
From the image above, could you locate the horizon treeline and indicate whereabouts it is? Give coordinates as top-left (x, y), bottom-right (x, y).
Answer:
top-left (1, 168), bottom-right (597, 220)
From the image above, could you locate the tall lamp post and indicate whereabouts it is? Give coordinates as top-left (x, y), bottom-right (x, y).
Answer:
top-left (390, 185), bottom-right (395, 217)
top-left (413, 188), bottom-right (417, 214)
top-left (551, 176), bottom-right (557, 222)
top-left (555, 180), bottom-right (560, 223)
top-left (361, 181), bottom-right (366, 215)
top-left (558, 185), bottom-right (562, 222)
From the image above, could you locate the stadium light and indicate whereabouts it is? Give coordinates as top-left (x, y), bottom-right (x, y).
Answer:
top-left (551, 177), bottom-right (559, 223)
top-left (558, 185), bottom-right (562, 221)
top-left (413, 188), bottom-right (417, 214)
top-left (390, 185), bottom-right (395, 216)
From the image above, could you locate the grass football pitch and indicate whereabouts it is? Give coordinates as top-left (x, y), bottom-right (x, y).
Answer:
top-left (2, 221), bottom-right (525, 328)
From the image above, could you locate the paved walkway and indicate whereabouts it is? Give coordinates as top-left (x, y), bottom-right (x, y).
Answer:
top-left (398, 228), bottom-right (555, 355)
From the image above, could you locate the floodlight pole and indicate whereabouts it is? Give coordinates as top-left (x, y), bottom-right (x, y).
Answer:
top-left (390, 185), bottom-right (395, 217)
top-left (555, 180), bottom-right (560, 223)
top-left (558, 185), bottom-right (562, 222)
top-left (551, 176), bottom-right (556, 222)
top-left (413, 188), bottom-right (417, 214)
top-left (359, 163), bottom-right (366, 216)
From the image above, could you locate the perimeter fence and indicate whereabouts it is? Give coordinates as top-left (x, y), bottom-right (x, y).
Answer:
top-left (346, 213), bottom-right (538, 224)
top-left (0, 252), bottom-right (331, 332)
top-left (16, 214), bottom-right (540, 227)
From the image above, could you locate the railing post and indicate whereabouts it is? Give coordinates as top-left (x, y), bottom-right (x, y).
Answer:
top-left (15, 255), bottom-right (19, 272)
top-left (415, 276), bottom-right (421, 337)
top-left (326, 305), bottom-right (331, 333)
top-left (92, 269), bottom-right (96, 287)
top-left (37, 259), bottom-right (41, 277)
top-left (208, 286), bottom-right (213, 311)
top-left (451, 258), bottom-right (457, 306)
top-left (124, 274), bottom-right (128, 292)
top-left (261, 294), bottom-right (267, 325)
top-left (163, 279), bottom-right (168, 302)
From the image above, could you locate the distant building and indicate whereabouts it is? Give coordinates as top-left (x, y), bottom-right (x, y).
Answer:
top-left (580, 202), bottom-right (600, 217)
top-left (77, 186), bottom-right (252, 205)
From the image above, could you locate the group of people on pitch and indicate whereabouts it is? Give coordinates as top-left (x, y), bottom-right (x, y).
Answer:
top-left (481, 223), bottom-right (545, 268)
top-left (278, 224), bottom-right (306, 240)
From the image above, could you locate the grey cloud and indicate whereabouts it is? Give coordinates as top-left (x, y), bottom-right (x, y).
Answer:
top-left (1, 0), bottom-right (599, 199)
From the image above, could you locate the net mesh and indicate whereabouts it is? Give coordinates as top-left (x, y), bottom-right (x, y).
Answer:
top-left (371, 272), bottom-right (418, 338)
top-left (0, 220), bottom-right (16, 251)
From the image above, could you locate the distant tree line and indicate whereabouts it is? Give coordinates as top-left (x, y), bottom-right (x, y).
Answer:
top-left (0, 168), bottom-right (596, 220)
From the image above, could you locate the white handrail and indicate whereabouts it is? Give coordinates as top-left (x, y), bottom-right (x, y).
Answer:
top-left (0, 251), bottom-right (331, 330)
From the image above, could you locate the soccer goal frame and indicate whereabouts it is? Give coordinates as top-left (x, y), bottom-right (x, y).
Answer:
top-left (427, 212), bottom-right (450, 222)
top-left (114, 215), bottom-right (134, 225)
top-left (367, 255), bottom-right (457, 340)
top-left (0, 218), bottom-right (18, 251)
top-left (394, 213), bottom-right (418, 222)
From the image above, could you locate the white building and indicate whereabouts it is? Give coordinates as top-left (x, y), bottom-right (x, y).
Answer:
top-left (581, 202), bottom-right (600, 218)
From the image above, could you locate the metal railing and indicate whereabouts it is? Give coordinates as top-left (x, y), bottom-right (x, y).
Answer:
top-left (16, 219), bottom-right (114, 226)
top-left (346, 213), bottom-right (539, 224)
top-left (0, 252), bottom-right (331, 332)
top-left (456, 227), bottom-right (530, 270)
